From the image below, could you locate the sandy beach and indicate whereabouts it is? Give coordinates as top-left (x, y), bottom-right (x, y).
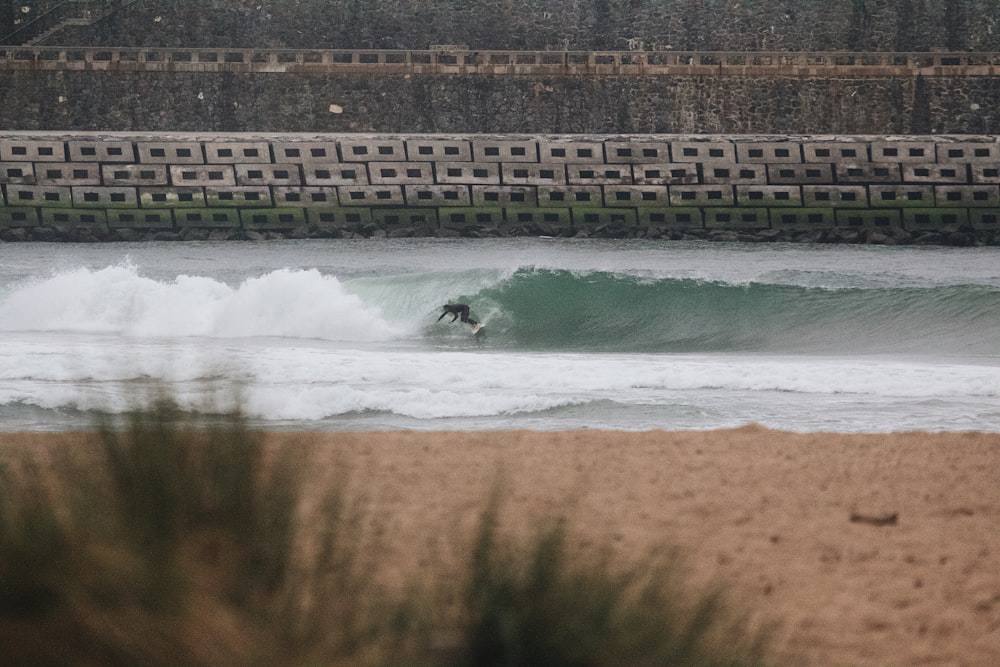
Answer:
top-left (3, 425), bottom-right (999, 666)
top-left (284, 426), bottom-right (1000, 667)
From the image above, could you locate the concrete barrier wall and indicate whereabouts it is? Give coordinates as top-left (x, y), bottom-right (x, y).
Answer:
top-left (2, 132), bottom-right (1000, 244)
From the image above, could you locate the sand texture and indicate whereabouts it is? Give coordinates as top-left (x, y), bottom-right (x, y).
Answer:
top-left (3, 426), bottom-right (999, 666)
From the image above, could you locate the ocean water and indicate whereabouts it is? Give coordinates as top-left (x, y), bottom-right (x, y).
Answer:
top-left (1, 238), bottom-right (998, 433)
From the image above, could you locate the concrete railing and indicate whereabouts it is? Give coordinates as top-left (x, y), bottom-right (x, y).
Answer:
top-left (2, 47), bottom-right (1000, 76)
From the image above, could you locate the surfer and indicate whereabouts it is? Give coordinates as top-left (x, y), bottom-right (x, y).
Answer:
top-left (438, 303), bottom-right (480, 328)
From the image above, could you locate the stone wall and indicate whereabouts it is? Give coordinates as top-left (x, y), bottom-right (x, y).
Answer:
top-left (3, 70), bottom-right (1000, 135)
top-left (3, 133), bottom-right (998, 245)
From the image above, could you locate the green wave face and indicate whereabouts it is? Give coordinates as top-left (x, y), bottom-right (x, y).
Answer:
top-left (467, 268), bottom-right (1000, 355)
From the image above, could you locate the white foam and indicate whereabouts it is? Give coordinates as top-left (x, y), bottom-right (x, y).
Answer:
top-left (0, 263), bottom-right (400, 341)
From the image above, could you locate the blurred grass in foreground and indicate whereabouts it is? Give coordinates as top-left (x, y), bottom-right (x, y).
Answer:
top-left (0, 401), bottom-right (770, 666)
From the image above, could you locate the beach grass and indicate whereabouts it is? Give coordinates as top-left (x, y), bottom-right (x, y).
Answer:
top-left (0, 403), bottom-right (770, 666)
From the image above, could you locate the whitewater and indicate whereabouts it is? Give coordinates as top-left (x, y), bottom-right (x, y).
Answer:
top-left (1, 238), bottom-right (998, 432)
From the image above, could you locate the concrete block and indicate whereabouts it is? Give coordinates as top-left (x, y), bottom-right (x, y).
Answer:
top-left (405, 139), bottom-right (472, 162)
top-left (736, 142), bottom-right (802, 163)
top-left (802, 141), bottom-right (869, 163)
top-left (136, 142), bottom-right (204, 164)
top-left (138, 187), bottom-right (207, 208)
top-left (936, 142), bottom-right (1000, 163)
top-left (836, 163), bottom-right (901, 183)
top-left (671, 140), bottom-right (735, 163)
top-left (371, 208), bottom-right (439, 231)
top-left (101, 164), bottom-right (169, 185)
top-left (303, 163), bottom-right (369, 186)
top-left (472, 139), bottom-right (538, 163)
top-left (106, 209), bottom-right (175, 229)
top-left (631, 163), bottom-right (699, 185)
top-left (274, 141), bottom-right (340, 164)
top-left (703, 163), bottom-right (766, 184)
top-left (603, 185), bottom-right (669, 207)
top-left (6, 185), bottom-right (73, 208)
top-left (235, 164), bottom-right (302, 186)
top-left (205, 186), bottom-right (272, 207)
top-left (0, 162), bottom-right (34, 184)
top-left (272, 141), bottom-right (340, 163)
top-left (272, 186), bottom-right (339, 207)
top-left (68, 139), bottom-right (135, 162)
top-left (471, 185), bottom-right (537, 207)
top-left (39, 208), bottom-right (107, 227)
top-left (669, 184), bottom-right (735, 207)
top-left (340, 138), bottom-right (406, 162)
top-left (501, 163), bottom-right (566, 185)
top-left (404, 184), bottom-right (471, 207)
top-left (539, 141), bottom-right (604, 163)
top-left (902, 208), bottom-right (969, 230)
top-left (767, 164), bottom-right (834, 184)
top-left (35, 163), bottom-right (101, 185)
top-left (436, 162), bottom-right (501, 184)
top-left (867, 185), bottom-right (934, 207)
top-left (802, 185), bottom-right (869, 208)
top-left (503, 208), bottom-right (572, 227)
top-left (604, 141), bottom-right (672, 163)
top-left (537, 185), bottom-right (604, 207)
top-left (567, 164), bottom-right (633, 185)
top-left (934, 185), bottom-right (1000, 207)
top-left (968, 209), bottom-right (1000, 229)
top-left (205, 142), bottom-right (271, 163)
top-left (368, 162), bottom-right (434, 184)
top-left (71, 186), bottom-right (138, 208)
top-left (572, 208), bottom-right (639, 227)
top-left (736, 185), bottom-right (802, 207)
top-left (337, 185), bottom-right (405, 207)
top-left (704, 208), bottom-right (769, 229)
top-left (0, 139), bottom-right (65, 162)
top-left (870, 141), bottom-right (936, 163)
top-left (306, 207), bottom-right (372, 227)
top-left (439, 208), bottom-right (504, 227)
top-left (639, 207), bottom-right (703, 228)
top-left (174, 208), bottom-right (242, 228)
top-left (240, 208), bottom-right (307, 229)
top-left (169, 165), bottom-right (236, 187)
top-left (770, 208), bottom-right (836, 230)
top-left (835, 209), bottom-right (902, 228)
top-left (902, 164), bottom-right (969, 183)
top-left (0, 207), bottom-right (39, 226)
top-left (971, 165), bottom-right (1000, 184)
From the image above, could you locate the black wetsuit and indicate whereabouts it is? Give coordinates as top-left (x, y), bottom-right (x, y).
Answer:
top-left (438, 304), bottom-right (478, 326)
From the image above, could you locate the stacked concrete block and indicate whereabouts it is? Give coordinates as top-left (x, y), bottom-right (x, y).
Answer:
top-left (3, 133), bottom-right (1000, 239)
top-left (36, 163), bottom-right (101, 185)
top-left (501, 164), bottom-right (566, 185)
top-left (405, 139), bottom-right (472, 162)
top-left (72, 186), bottom-right (138, 208)
top-left (436, 162), bottom-right (500, 185)
top-left (102, 165), bottom-right (169, 185)
top-left (472, 139), bottom-right (538, 162)
top-left (369, 162), bottom-right (434, 184)
top-left (566, 164), bottom-right (633, 185)
top-left (632, 164), bottom-right (699, 185)
top-left (404, 184), bottom-right (471, 206)
top-left (604, 141), bottom-right (672, 163)
top-left (471, 185), bottom-right (538, 207)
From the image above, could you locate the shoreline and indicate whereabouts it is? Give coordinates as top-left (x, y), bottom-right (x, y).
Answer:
top-left (3, 425), bottom-right (999, 665)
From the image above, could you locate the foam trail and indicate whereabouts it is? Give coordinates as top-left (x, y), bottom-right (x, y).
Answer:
top-left (0, 264), bottom-right (400, 341)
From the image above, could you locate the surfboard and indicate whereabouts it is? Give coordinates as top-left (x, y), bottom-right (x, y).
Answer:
top-left (471, 323), bottom-right (485, 334)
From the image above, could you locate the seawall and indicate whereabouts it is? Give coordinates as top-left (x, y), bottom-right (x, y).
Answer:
top-left (2, 132), bottom-right (998, 245)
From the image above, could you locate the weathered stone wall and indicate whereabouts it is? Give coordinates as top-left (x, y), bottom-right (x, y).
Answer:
top-left (3, 70), bottom-right (1000, 135)
top-left (42, 1), bottom-right (1000, 53)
